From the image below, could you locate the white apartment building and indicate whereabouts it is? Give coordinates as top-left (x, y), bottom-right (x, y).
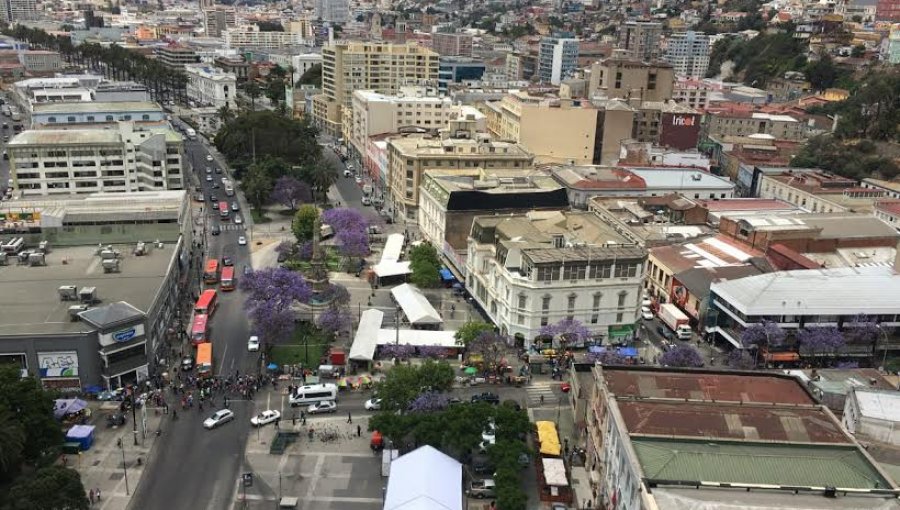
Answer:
top-left (8, 123), bottom-right (185, 196)
top-left (466, 210), bottom-right (646, 345)
top-left (224, 25), bottom-right (310, 49)
top-left (315, 0), bottom-right (349, 23)
top-left (0, 0), bottom-right (37, 22)
top-left (266, 52), bottom-right (322, 84)
top-left (184, 64), bottom-right (237, 108)
top-left (538, 36), bottom-right (580, 85)
top-left (664, 31), bottom-right (711, 78)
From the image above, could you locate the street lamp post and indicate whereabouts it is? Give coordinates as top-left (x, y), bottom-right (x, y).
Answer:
top-left (119, 439), bottom-right (130, 496)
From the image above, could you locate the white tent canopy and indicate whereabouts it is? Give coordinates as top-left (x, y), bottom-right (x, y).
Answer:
top-left (373, 260), bottom-right (412, 278)
top-left (542, 457), bottom-right (569, 487)
top-left (391, 283), bottom-right (443, 325)
top-left (381, 233), bottom-right (405, 263)
top-left (377, 329), bottom-right (458, 348)
top-left (349, 309), bottom-right (385, 362)
top-left (383, 445), bottom-right (462, 510)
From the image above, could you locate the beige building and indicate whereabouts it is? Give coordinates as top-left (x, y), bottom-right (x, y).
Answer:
top-left (432, 32), bottom-right (473, 57)
top-left (224, 23), bottom-right (312, 49)
top-left (387, 118), bottom-right (533, 221)
top-left (704, 111), bottom-right (806, 140)
top-left (588, 58), bottom-right (674, 102)
top-left (311, 42), bottom-right (440, 137)
top-left (484, 91), bottom-right (634, 165)
top-left (203, 6), bottom-right (236, 38)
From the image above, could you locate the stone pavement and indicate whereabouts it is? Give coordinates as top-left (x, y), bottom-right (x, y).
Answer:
top-left (72, 402), bottom-right (168, 510)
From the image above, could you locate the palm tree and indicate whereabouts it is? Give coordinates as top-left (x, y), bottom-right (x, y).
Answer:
top-left (217, 104), bottom-right (235, 125)
top-left (243, 81), bottom-right (261, 111)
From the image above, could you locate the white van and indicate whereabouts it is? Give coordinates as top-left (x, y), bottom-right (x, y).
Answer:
top-left (289, 383), bottom-right (338, 407)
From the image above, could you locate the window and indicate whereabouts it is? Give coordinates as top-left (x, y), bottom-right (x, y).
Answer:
top-left (142, 114), bottom-right (150, 121)
top-left (540, 316), bottom-right (549, 326)
top-left (541, 296), bottom-right (551, 311)
top-left (537, 266), bottom-right (559, 282)
top-left (616, 313), bottom-right (624, 323)
top-left (67, 116), bottom-right (76, 123)
top-left (590, 264), bottom-right (612, 279)
top-left (614, 263), bottom-right (638, 278)
top-left (617, 292), bottom-right (627, 308)
top-left (106, 115), bottom-right (114, 122)
top-left (567, 294), bottom-right (576, 311)
top-left (518, 294), bottom-right (526, 309)
top-left (563, 265), bottom-right (587, 281)
top-left (48, 117), bottom-right (57, 123)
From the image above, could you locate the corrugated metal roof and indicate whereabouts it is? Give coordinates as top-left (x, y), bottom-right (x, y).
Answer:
top-left (633, 438), bottom-right (891, 489)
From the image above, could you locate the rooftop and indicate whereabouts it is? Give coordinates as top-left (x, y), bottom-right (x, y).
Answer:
top-left (0, 243), bottom-right (179, 337)
top-left (388, 135), bottom-right (532, 158)
top-left (852, 389), bottom-right (900, 423)
top-left (9, 125), bottom-right (182, 146)
top-left (710, 265), bottom-right (900, 316)
top-left (32, 101), bottom-right (162, 114)
top-left (650, 235), bottom-right (762, 273)
top-left (601, 367), bottom-right (816, 404)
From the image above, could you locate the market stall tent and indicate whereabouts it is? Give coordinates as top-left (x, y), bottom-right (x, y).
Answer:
top-left (391, 283), bottom-right (443, 326)
top-left (65, 424), bottom-right (95, 451)
top-left (383, 445), bottom-right (462, 510)
top-left (349, 309), bottom-right (385, 362)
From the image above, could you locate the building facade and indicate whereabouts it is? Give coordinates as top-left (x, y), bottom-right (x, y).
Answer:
top-left (315, 0), bottom-right (350, 23)
top-left (203, 6), bottom-right (237, 38)
top-left (0, 0), bottom-right (37, 22)
top-left (538, 36), bottom-right (580, 85)
top-left (224, 26), bottom-right (310, 49)
top-left (30, 101), bottom-right (167, 127)
top-left (616, 21), bottom-right (663, 61)
top-left (588, 58), bottom-right (675, 102)
top-left (438, 57), bottom-right (486, 92)
top-left (155, 45), bottom-right (201, 69)
top-left (664, 31), bottom-right (711, 78)
top-left (432, 32), bottom-right (474, 57)
top-left (8, 123), bottom-right (185, 196)
top-left (704, 112), bottom-right (806, 140)
top-left (466, 211), bottom-right (646, 344)
top-left (184, 64), bottom-right (237, 108)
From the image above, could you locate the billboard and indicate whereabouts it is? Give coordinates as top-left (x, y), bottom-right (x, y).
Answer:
top-left (659, 113), bottom-right (702, 151)
top-left (99, 323), bottom-right (146, 347)
top-left (38, 351), bottom-right (78, 378)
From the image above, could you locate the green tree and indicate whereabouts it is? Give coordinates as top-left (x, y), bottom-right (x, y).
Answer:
top-left (293, 161), bottom-right (338, 202)
top-left (0, 407), bottom-right (25, 481)
top-left (240, 163), bottom-right (273, 210)
top-left (5, 465), bottom-right (88, 510)
top-left (375, 360), bottom-right (454, 412)
top-left (214, 111), bottom-right (322, 171)
top-left (851, 45), bottom-right (866, 58)
top-left (292, 204), bottom-right (319, 243)
top-left (454, 321), bottom-right (495, 347)
top-left (408, 242), bottom-right (441, 288)
top-left (805, 56), bottom-right (839, 91)
top-left (0, 365), bottom-right (62, 465)
top-left (296, 63), bottom-right (322, 87)
top-left (242, 81), bottom-right (262, 110)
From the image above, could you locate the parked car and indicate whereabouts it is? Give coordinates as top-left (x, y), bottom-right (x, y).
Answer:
top-left (471, 455), bottom-right (494, 475)
top-left (641, 306), bottom-right (654, 320)
top-left (250, 410), bottom-right (281, 427)
top-left (203, 409), bottom-right (235, 429)
top-left (106, 412), bottom-right (126, 427)
top-left (247, 336), bottom-right (260, 352)
top-left (211, 201), bottom-right (219, 210)
top-left (470, 392), bottom-right (500, 404)
top-left (307, 400), bottom-right (337, 414)
top-left (656, 325), bottom-right (675, 341)
top-left (205, 175), bottom-right (213, 182)
top-left (364, 398), bottom-right (382, 411)
top-left (467, 479), bottom-right (496, 499)
top-left (343, 169), bottom-right (352, 177)
top-left (231, 202), bottom-right (239, 211)
top-left (361, 196), bottom-right (371, 206)
top-left (181, 356), bottom-right (195, 371)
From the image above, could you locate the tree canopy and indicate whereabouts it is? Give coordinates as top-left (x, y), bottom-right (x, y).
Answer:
top-left (296, 63), bottom-right (322, 87)
top-left (214, 111), bottom-right (322, 173)
top-left (408, 242), bottom-right (442, 288)
top-left (374, 360), bottom-right (454, 412)
top-left (291, 204), bottom-right (319, 243)
top-left (5, 465), bottom-right (88, 510)
top-left (455, 321), bottom-right (495, 347)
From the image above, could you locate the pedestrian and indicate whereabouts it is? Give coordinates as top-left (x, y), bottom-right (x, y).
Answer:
top-left (347, 412), bottom-right (352, 424)
top-left (96, 488), bottom-right (101, 501)
top-left (540, 394), bottom-right (544, 405)
top-left (357, 424), bottom-right (361, 437)
top-left (275, 419), bottom-right (280, 430)
top-left (89, 489), bottom-right (95, 505)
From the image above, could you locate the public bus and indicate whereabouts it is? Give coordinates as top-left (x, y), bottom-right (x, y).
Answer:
top-left (220, 266), bottom-right (236, 291)
top-left (196, 342), bottom-right (213, 377)
top-left (194, 289), bottom-right (218, 316)
top-left (289, 383), bottom-right (338, 407)
top-left (190, 313), bottom-right (209, 345)
top-left (219, 201), bottom-right (229, 220)
top-left (203, 259), bottom-right (219, 284)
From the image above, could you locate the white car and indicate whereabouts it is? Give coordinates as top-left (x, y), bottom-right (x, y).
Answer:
top-left (206, 154), bottom-right (213, 161)
top-left (205, 175), bottom-right (213, 182)
top-left (238, 236), bottom-right (247, 246)
top-left (364, 398), bottom-right (382, 411)
top-left (203, 409), bottom-right (234, 429)
top-left (250, 409), bottom-right (281, 427)
top-left (482, 421), bottom-right (496, 443)
top-left (641, 306), bottom-right (654, 321)
top-left (247, 336), bottom-right (260, 351)
top-left (343, 169), bottom-right (352, 177)
top-left (307, 400), bottom-right (337, 414)
top-left (234, 215), bottom-right (243, 224)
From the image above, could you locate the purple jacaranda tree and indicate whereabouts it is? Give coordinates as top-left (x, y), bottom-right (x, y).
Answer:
top-left (797, 326), bottom-right (845, 357)
top-left (741, 321), bottom-right (786, 350)
top-left (317, 306), bottom-right (353, 336)
top-left (241, 267), bottom-right (312, 344)
top-left (271, 176), bottom-right (312, 211)
top-left (379, 343), bottom-right (415, 361)
top-left (297, 241), bottom-right (313, 261)
top-left (539, 318), bottom-right (592, 348)
top-left (467, 331), bottom-right (508, 375)
top-left (844, 314), bottom-right (887, 345)
top-left (407, 391), bottom-right (450, 413)
top-left (835, 360), bottom-right (860, 369)
top-left (275, 240), bottom-right (295, 256)
top-left (322, 207), bottom-right (371, 258)
top-left (585, 350), bottom-right (627, 366)
top-left (417, 345), bottom-right (448, 359)
top-left (727, 350), bottom-right (756, 369)
top-left (336, 227), bottom-right (370, 258)
top-left (659, 344), bottom-right (705, 368)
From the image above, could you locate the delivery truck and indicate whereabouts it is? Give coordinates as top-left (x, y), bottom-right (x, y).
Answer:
top-left (658, 303), bottom-right (692, 340)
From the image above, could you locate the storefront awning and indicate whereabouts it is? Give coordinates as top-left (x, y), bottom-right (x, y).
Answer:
top-left (608, 324), bottom-right (635, 338)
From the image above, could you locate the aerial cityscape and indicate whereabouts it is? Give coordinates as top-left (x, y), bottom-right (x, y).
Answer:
top-left (0, 0), bottom-right (898, 509)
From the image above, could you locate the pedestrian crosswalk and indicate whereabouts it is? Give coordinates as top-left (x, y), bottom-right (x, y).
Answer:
top-left (217, 223), bottom-right (245, 232)
top-left (526, 382), bottom-right (560, 407)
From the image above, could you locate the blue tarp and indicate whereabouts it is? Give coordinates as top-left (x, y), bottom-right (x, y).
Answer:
top-left (439, 268), bottom-right (456, 282)
top-left (587, 346), bottom-right (639, 358)
top-left (65, 424), bottom-right (95, 451)
top-left (266, 363), bottom-right (278, 370)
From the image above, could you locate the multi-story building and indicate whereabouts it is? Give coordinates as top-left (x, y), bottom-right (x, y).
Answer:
top-left (466, 211), bottom-right (646, 344)
top-left (418, 168), bottom-right (569, 277)
top-left (8, 123), bottom-right (185, 196)
top-left (588, 58), bottom-right (674, 102)
top-left (438, 57), bottom-right (486, 92)
top-left (484, 92), bottom-right (634, 165)
top-left (183, 63), bottom-right (237, 108)
top-left (18, 51), bottom-right (63, 73)
top-left (758, 168), bottom-right (883, 213)
top-left (203, 6), bottom-right (237, 38)
top-left (888, 23), bottom-right (900, 64)
top-left (0, 0), bottom-right (37, 22)
top-left (432, 32), bottom-right (473, 57)
top-left (31, 101), bottom-right (167, 128)
top-left (505, 52), bottom-right (537, 81)
top-left (672, 77), bottom-right (713, 109)
top-left (213, 56), bottom-right (250, 81)
top-left (664, 31), bottom-right (711, 78)
top-left (387, 118), bottom-right (533, 221)
top-left (538, 35), bottom-right (579, 85)
top-left (876, 0), bottom-right (900, 20)
top-left (616, 21), bottom-right (662, 61)
top-left (224, 25), bottom-right (310, 49)
top-left (315, 0), bottom-right (349, 23)
top-left (704, 111), bottom-right (806, 140)
top-left (311, 42), bottom-right (439, 137)
top-left (585, 366), bottom-right (898, 510)
top-left (155, 45), bottom-right (200, 69)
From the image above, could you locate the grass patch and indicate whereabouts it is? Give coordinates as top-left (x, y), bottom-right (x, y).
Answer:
top-left (282, 247), bottom-right (344, 273)
top-left (251, 208), bottom-right (272, 223)
top-left (268, 323), bottom-right (331, 369)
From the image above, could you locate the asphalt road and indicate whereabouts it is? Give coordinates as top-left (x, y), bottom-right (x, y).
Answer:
top-left (133, 139), bottom-right (258, 510)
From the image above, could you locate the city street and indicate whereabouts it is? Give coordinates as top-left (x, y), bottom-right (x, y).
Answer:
top-left (131, 138), bottom-right (258, 510)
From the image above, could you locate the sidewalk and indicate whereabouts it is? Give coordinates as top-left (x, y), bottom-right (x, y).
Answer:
top-left (72, 402), bottom-right (168, 510)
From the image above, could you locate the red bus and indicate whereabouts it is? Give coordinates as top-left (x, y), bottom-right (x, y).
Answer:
top-left (190, 314), bottom-right (209, 345)
top-left (220, 266), bottom-right (236, 291)
top-left (203, 259), bottom-right (219, 283)
top-left (194, 289), bottom-right (218, 315)
top-left (219, 201), bottom-right (229, 220)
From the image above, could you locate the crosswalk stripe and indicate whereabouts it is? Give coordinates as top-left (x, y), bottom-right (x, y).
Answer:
top-left (526, 383), bottom-right (559, 406)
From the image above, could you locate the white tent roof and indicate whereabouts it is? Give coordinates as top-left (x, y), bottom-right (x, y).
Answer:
top-left (391, 283), bottom-right (443, 325)
top-left (349, 309), bottom-right (385, 362)
top-left (377, 329), bottom-right (459, 348)
top-left (383, 445), bottom-right (462, 510)
top-left (373, 260), bottom-right (412, 278)
top-left (381, 233), bottom-right (405, 263)
top-left (542, 457), bottom-right (569, 487)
